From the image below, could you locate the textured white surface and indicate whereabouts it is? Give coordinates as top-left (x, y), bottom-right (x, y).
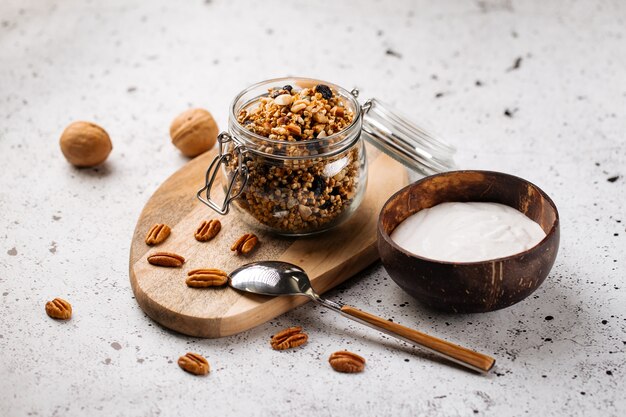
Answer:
top-left (1, 0), bottom-right (625, 416)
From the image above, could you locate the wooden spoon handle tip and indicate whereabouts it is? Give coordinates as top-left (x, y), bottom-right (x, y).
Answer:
top-left (340, 305), bottom-right (495, 373)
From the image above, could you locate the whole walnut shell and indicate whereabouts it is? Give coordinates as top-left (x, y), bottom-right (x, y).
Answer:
top-left (59, 121), bottom-right (112, 167)
top-left (170, 108), bottom-right (219, 157)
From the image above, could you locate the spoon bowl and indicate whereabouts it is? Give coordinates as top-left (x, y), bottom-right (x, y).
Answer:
top-left (230, 261), bottom-right (312, 297)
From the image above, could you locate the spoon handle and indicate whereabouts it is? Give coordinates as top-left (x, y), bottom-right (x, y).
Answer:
top-left (340, 305), bottom-right (495, 374)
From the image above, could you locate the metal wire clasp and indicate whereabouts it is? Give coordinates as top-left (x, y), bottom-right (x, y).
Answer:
top-left (351, 88), bottom-right (374, 115)
top-left (196, 132), bottom-right (249, 215)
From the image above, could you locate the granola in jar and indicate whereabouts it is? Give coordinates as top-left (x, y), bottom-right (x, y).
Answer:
top-left (222, 79), bottom-right (367, 235)
top-left (238, 84), bottom-right (354, 142)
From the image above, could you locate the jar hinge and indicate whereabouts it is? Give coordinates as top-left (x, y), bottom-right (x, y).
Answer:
top-left (196, 132), bottom-right (249, 215)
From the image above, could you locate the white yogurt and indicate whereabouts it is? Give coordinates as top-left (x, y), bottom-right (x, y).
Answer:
top-left (390, 202), bottom-right (546, 262)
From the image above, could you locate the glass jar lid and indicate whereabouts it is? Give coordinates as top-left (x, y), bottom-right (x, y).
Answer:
top-left (359, 96), bottom-right (456, 175)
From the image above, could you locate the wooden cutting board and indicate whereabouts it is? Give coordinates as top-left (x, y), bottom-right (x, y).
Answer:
top-left (129, 144), bottom-right (408, 338)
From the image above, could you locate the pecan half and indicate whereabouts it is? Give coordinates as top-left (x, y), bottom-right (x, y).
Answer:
top-left (147, 251), bottom-right (185, 267)
top-left (45, 298), bottom-right (72, 320)
top-left (145, 223), bottom-right (171, 245)
top-left (178, 352), bottom-right (210, 376)
top-left (231, 233), bottom-right (258, 255)
top-left (270, 326), bottom-right (308, 350)
top-left (329, 351), bottom-right (366, 373)
top-left (186, 268), bottom-right (228, 288)
top-left (194, 219), bottom-right (221, 242)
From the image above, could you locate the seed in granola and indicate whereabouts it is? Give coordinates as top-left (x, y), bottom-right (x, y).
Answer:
top-left (311, 175), bottom-right (325, 195)
top-left (285, 124), bottom-right (301, 137)
top-left (45, 297), bottom-right (72, 320)
top-left (313, 112), bottom-right (328, 124)
top-left (178, 352), bottom-right (210, 375)
top-left (186, 268), bottom-right (228, 288)
top-left (315, 84), bottom-right (333, 99)
top-left (194, 219), bottom-right (221, 242)
top-left (331, 106), bottom-right (345, 117)
top-left (270, 326), bottom-right (308, 350)
top-left (274, 94), bottom-right (293, 106)
top-left (147, 251), bottom-right (185, 267)
top-left (328, 351), bottom-right (365, 373)
top-left (145, 223), bottom-right (171, 245)
top-left (230, 233), bottom-right (258, 255)
top-left (290, 102), bottom-right (307, 114)
top-left (283, 85), bottom-right (293, 92)
top-left (298, 204), bottom-right (312, 220)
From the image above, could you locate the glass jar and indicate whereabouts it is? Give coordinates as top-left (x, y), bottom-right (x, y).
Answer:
top-left (197, 77), bottom-right (456, 236)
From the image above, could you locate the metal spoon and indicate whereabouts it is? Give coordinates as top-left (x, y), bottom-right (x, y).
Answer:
top-left (229, 261), bottom-right (495, 374)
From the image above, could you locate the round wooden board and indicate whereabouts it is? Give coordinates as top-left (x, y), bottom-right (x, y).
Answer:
top-left (129, 144), bottom-right (408, 338)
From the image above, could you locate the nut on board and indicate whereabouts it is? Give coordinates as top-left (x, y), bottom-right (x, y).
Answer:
top-left (170, 108), bottom-right (219, 157)
top-left (59, 121), bottom-right (112, 167)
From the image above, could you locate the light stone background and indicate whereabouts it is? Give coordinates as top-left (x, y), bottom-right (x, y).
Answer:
top-left (1, 0), bottom-right (625, 416)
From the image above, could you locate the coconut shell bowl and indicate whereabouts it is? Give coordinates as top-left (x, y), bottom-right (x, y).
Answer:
top-left (377, 170), bottom-right (560, 313)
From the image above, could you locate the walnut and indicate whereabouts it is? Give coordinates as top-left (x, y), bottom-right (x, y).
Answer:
top-left (59, 121), bottom-right (112, 167)
top-left (170, 108), bottom-right (219, 157)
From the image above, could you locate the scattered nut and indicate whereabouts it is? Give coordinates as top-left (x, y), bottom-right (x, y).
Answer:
top-left (178, 352), bottom-right (210, 376)
top-left (186, 268), bottom-right (228, 288)
top-left (170, 108), bottom-right (219, 158)
top-left (147, 251), bottom-right (185, 267)
top-left (45, 298), bottom-right (72, 320)
top-left (230, 233), bottom-right (258, 255)
top-left (270, 326), bottom-right (308, 350)
top-left (194, 219), bottom-right (221, 242)
top-left (328, 351), bottom-right (365, 373)
top-left (59, 121), bottom-right (112, 167)
top-left (145, 223), bottom-right (171, 245)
